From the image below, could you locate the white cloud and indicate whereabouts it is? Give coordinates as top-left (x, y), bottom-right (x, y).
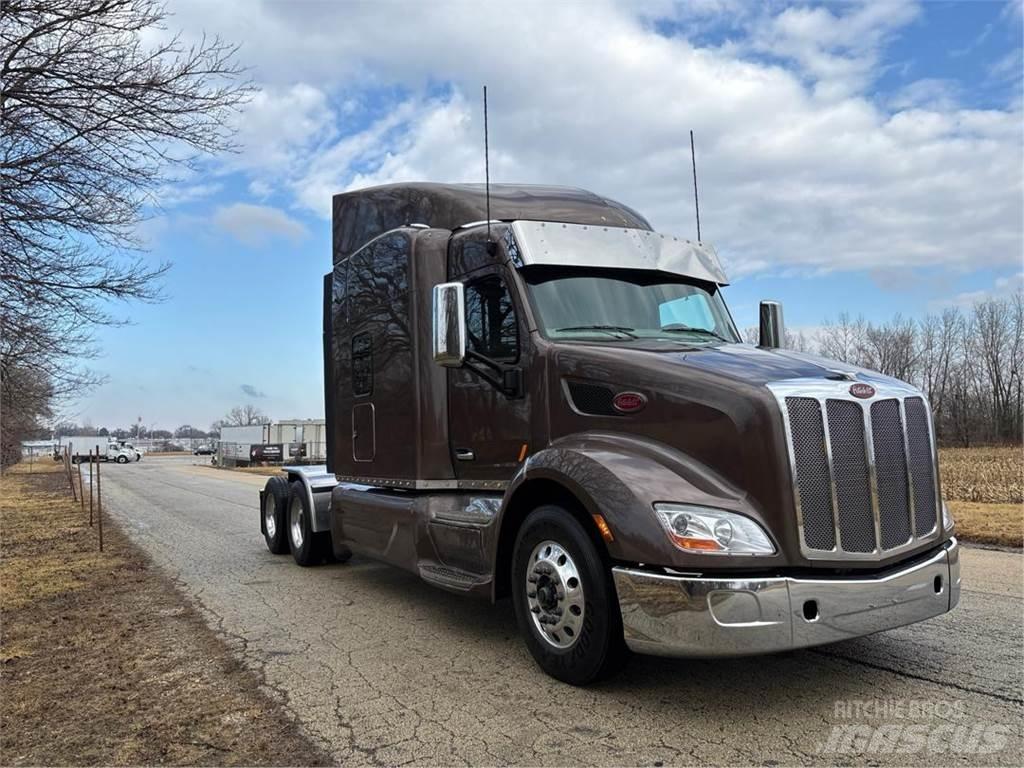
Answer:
top-left (931, 272), bottom-right (1024, 309)
top-left (164, 0), bottom-right (1021, 279)
top-left (212, 203), bottom-right (307, 245)
top-left (747, 0), bottom-right (920, 98)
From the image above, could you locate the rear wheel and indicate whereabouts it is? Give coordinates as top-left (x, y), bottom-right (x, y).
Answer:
top-left (511, 505), bottom-right (627, 685)
top-left (261, 477), bottom-right (290, 554)
top-left (287, 481), bottom-right (325, 566)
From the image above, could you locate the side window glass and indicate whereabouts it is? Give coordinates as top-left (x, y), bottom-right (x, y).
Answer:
top-left (465, 275), bottom-right (518, 361)
top-left (352, 332), bottom-right (372, 396)
top-left (660, 294), bottom-right (714, 331)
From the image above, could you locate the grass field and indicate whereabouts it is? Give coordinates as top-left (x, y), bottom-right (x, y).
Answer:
top-left (0, 460), bottom-right (327, 765)
top-left (939, 446), bottom-right (1022, 548)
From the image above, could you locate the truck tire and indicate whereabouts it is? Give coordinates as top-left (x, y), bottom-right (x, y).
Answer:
top-left (287, 481), bottom-right (325, 567)
top-left (511, 506), bottom-right (627, 685)
top-left (261, 476), bottom-right (290, 554)
top-left (116, 455), bottom-right (128, 464)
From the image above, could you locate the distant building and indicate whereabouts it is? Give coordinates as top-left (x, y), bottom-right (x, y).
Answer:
top-left (218, 419), bottom-right (326, 466)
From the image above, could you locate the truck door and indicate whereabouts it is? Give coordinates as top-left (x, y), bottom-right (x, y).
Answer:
top-left (447, 235), bottom-right (531, 483)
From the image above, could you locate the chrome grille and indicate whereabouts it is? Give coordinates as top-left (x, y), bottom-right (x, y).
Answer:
top-left (785, 398), bottom-right (835, 550)
top-left (826, 399), bottom-right (875, 552)
top-left (905, 397), bottom-right (939, 537)
top-left (770, 379), bottom-right (941, 561)
top-left (871, 399), bottom-right (912, 549)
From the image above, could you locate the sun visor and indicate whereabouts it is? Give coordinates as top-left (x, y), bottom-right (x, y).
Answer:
top-left (509, 220), bottom-right (729, 285)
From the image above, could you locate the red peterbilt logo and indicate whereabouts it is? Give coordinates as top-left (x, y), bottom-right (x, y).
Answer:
top-left (849, 383), bottom-right (876, 399)
top-left (613, 391), bottom-right (647, 413)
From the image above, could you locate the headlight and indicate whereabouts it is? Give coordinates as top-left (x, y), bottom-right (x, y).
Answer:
top-left (654, 504), bottom-right (775, 555)
top-left (942, 501), bottom-right (954, 532)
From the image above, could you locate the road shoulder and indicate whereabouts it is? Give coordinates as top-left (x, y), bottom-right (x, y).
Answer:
top-left (0, 463), bottom-right (329, 766)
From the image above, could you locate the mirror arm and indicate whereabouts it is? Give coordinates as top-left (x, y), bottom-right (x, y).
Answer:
top-left (464, 358), bottom-right (503, 390)
top-left (465, 351), bottom-right (523, 398)
top-left (466, 349), bottom-right (503, 374)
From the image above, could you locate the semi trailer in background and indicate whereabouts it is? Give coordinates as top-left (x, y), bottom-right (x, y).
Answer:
top-left (258, 182), bottom-right (959, 685)
top-left (218, 420), bottom-right (326, 465)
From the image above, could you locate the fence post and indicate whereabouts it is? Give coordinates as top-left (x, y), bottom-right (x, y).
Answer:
top-left (76, 456), bottom-right (85, 513)
top-left (89, 448), bottom-right (95, 527)
top-left (64, 446), bottom-right (77, 502)
top-left (96, 452), bottom-right (103, 552)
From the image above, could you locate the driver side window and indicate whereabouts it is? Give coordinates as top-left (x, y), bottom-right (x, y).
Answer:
top-left (465, 275), bottom-right (518, 362)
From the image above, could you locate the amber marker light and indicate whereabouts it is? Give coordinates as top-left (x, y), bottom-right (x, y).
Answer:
top-left (517, 443), bottom-right (528, 462)
top-left (592, 513), bottom-right (615, 543)
top-left (667, 533), bottom-right (723, 551)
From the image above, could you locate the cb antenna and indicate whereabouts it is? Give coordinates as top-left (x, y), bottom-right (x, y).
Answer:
top-left (483, 85), bottom-right (492, 242)
top-left (690, 129), bottom-right (701, 242)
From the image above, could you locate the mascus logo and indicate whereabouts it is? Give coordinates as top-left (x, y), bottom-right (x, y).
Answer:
top-left (613, 391), bottom-right (647, 413)
top-left (850, 383), bottom-right (876, 399)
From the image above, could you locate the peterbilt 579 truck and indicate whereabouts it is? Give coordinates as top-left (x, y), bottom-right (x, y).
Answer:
top-left (259, 183), bottom-right (959, 685)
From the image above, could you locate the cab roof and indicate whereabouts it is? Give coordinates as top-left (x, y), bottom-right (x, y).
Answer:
top-left (332, 182), bottom-right (652, 264)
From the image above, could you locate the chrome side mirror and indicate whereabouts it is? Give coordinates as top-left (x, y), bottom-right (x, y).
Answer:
top-left (759, 300), bottom-right (784, 349)
top-left (432, 282), bottom-right (466, 366)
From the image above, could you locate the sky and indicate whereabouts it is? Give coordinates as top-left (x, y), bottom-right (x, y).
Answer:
top-left (79, 0), bottom-right (1023, 432)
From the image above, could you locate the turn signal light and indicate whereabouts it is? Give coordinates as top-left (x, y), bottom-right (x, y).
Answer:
top-left (592, 513), bottom-right (615, 543)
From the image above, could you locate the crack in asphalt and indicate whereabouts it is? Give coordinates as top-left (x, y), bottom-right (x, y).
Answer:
top-left (810, 649), bottom-right (1024, 706)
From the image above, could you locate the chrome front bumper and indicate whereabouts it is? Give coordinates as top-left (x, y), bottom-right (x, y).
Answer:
top-left (612, 538), bottom-right (960, 658)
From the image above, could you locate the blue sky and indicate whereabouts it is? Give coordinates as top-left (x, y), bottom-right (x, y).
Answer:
top-left (80, 0), bottom-right (1023, 432)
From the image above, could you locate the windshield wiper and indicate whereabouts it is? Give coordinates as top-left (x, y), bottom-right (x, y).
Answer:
top-left (555, 325), bottom-right (638, 339)
top-left (660, 324), bottom-right (729, 342)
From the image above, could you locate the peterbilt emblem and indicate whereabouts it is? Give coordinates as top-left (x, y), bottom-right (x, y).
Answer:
top-left (849, 383), bottom-right (875, 399)
top-left (613, 391), bottom-right (647, 413)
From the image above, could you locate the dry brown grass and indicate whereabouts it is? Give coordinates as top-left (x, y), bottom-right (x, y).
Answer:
top-left (939, 445), bottom-right (1022, 504)
top-left (0, 467), bottom-right (119, 610)
top-left (948, 501), bottom-right (1023, 548)
top-left (213, 464), bottom-right (284, 476)
top-left (0, 464), bottom-right (328, 765)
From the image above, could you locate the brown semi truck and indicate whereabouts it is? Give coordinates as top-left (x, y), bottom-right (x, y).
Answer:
top-left (258, 182), bottom-right (959, 685)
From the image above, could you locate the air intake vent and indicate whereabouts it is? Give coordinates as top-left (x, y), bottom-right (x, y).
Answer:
top-left (566, 382), bottom-right (618, 416)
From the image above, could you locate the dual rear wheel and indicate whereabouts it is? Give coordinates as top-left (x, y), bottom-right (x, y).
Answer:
top-left (261, 476), bottom-right (332, 566)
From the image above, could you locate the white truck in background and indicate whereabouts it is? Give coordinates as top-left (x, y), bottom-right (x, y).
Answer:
top-left (57, 436), bottom-right (141, 463)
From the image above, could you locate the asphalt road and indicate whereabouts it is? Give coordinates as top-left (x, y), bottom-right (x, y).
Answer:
top-left (99, 455), bottom-right (1022, 766)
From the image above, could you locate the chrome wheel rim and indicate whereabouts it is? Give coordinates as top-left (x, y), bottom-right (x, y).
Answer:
top-left (526, 540), bottom-right (585, 649)
top-left (264, 493), bottom-right (277, 539)
top-left (289, 496), bottom-right (304, 549)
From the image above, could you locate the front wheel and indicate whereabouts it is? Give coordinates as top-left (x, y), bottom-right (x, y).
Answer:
top-left (116, 455), bottom-right (128, 464)
top-left (511, 506), bottom-right (628, 685)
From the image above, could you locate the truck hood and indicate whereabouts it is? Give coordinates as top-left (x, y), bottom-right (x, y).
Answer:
top-left (567, 340), bottom-right (906, 390)
top-left (648, 343), bottom-right (893, 387)
top-left (546, 339), bottom-right (929, 571)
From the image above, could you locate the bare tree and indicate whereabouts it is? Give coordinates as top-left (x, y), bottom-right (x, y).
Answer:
top-left (0, 0), bottom-right (251, 466)
top-left (740, 326), bottom-right (812, 351)
top-left (223, 405), bottom-right (267, 427)
top-left (819, 313), bottom-right (867, 364)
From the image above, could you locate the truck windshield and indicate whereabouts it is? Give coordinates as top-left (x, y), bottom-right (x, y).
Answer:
top-left (522, 267), bottom-right (739, 344)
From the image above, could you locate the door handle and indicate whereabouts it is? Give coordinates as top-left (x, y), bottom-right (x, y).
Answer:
top-left (455, 448), bottom-right (475, 461)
